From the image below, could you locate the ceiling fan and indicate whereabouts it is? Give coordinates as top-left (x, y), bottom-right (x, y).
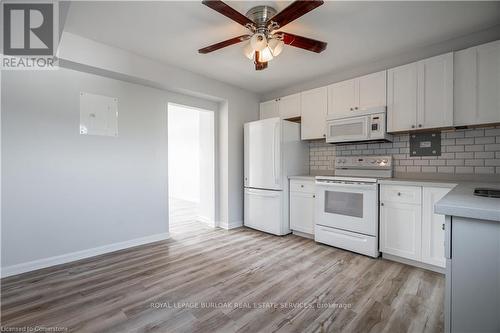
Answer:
top-left (198, 0), bottom-right (327, 71)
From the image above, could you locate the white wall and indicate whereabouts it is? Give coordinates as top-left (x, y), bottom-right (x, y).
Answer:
top-left (57, 32), bottom-right (260, 227)
top-left (168, 105), bottom-right (200, 203)
top-left (1, 31), bottom-right (258, 274)
top-left (1, 67), bottom-right (220, 274)
top-left (198, 110), bottom-right (215, 224)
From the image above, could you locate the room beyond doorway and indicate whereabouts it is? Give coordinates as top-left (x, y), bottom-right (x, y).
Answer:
top-left (167, 103), bottom-right (215, 234)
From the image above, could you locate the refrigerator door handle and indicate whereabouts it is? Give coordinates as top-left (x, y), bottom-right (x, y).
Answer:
top-left (273, 121), bottom-right (280, 186)
top-left (245, 188), bottom-right (281, 197)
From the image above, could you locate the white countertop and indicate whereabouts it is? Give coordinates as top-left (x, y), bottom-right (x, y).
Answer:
top-left (290, 175), bottom-right (459, 187)
top-left (378, 178), bottom-right (457, 188)
top-left (288, 175), bottom-right (317, 181)
top-left (435, 182), bottom-right (500, 222)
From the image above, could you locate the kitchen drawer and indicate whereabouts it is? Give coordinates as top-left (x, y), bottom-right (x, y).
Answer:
top-left (380, 185), bottom-right (422, 204)
top-left (290, 180), bottom-right (315, 193)
top-left (315, 225), bottom-right (379, 258)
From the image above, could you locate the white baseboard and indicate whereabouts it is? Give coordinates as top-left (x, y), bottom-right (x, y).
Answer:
top-left (292, 230), bottom-right (315, 239)
top-left (1, 232), bottom-right (170, 278)
top-left (196, 215), bottom-right (216, 228)
top-left (382, 253), bottom-right (445, 274)
top-left (219, 220), bottom-right (243, 230)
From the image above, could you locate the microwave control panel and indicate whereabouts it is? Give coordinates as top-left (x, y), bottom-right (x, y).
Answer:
top-left (369, 113), bottom-right (385, 137)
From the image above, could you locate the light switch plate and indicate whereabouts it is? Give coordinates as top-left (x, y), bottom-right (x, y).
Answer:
top-left (80, 92), bottom-right (118, 137)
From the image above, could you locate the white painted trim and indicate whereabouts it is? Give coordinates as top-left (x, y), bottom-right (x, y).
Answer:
top-left (292, 230), bottom-right (315, 239)
top-left (382, 253), bottom-right (445, 274)
top-left (196, 215), bottom-right (216, 228)
top-left (219, 220), bottom-right (243, 230)
top-left (1, 233), bottom-right (170, 278)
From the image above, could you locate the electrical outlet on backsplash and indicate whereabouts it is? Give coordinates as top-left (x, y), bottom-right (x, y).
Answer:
top-left (309, 125), bottom-right (500, 176)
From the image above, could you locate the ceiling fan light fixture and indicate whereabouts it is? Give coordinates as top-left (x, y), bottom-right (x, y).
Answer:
top-left (250, 33), bottom-right (267, 51)
top-left (259, 46), bottom-right (274, 62)
top-left (243, 42), bottom-right (254, 60)
top-left (268, 38), bottom-right (284, 57)
top-left (199, 1), bottom-right (327, 71)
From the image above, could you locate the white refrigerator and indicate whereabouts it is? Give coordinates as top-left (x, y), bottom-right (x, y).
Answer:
top-left (244, 117), bottom-right (309, 235)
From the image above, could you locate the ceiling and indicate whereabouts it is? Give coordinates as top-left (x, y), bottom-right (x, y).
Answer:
top-left (63, 1), bottom-right (500, 94)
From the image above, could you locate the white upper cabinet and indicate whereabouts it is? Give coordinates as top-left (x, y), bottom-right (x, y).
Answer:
top-left (328, 70), bottom-right (387, 118)
top-left (301, 87), bottom-right (328, 140)
top-left (388, 53), bottom-right (453, 132)
top-left (417, 53), bottom-right (454, 129)
top-left (388, 62), bottom-right (418, 132)
top-left (358, 70), bottom-right (387, 111)
top-left (454, 40), bottom-right (500, 126)
top-left (259, 100), bottom-right (279, 119)
top-left (260, 94), bottom-right (300, 120)
top-left (328, 78), bottom-right (357, 117)
top-left (278, 93), bottom-right (301, 119)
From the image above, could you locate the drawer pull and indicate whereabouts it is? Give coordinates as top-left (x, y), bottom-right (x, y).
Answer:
top-left (397, 192), bottom-right (401, 196)
top-left (442, 223), bottom-right (445, 231)
top-left (301, 185), bottom-right (304, 188)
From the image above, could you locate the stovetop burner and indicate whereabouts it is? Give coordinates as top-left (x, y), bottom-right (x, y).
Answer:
top-left (473, 188), bottom-right (500, 198)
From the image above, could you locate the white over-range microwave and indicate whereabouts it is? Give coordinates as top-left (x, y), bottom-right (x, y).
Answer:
top-left (325, 107), bottom-right (393, 144)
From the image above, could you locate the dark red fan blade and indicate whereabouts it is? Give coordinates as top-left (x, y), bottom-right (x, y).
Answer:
top-left (268, 0), bottom-right (324, 29)
top-left (254, 51), bottom-right (268, 71)
top-left (255, 62), bottom-right (268, 70)
top-left (278, 32), bottom-right (327, 53)
top-left (202, 0), bottom-right (255, 27)
top-left (198, 35), bottom-right (251, 54)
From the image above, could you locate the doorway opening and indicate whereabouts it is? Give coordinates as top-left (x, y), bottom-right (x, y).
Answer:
top-left (167, 103), bottom-right (215, 235)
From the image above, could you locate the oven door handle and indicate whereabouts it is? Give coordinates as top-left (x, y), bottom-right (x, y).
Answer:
top-left (315, 181), bottom-right (377, 191)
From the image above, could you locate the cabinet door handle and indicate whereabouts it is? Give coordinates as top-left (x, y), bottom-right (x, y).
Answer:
top-left (380, 202), bottom-right (384, 206)
top-left (313, 195), bottom-right (316, 198)
top-left (300, 185), bottom-right (304, 188)
top-left (397, 192), bottom-right (401, 196)
top-left (442, 223), bottom-right (445, 230)
top-left (354, 107), bottom-right (358, 110)
top-left (411, 125), bottom-right (416, 129)
top-left (418, 124), bottom-right (422, 128)
top-left (350, 107), bottom-right (353, 111)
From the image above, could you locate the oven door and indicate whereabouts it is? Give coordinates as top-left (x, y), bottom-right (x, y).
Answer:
top-left (315, 182), bottom-right (378, 236)
top-left (325, 116), bottom-right (369, 143)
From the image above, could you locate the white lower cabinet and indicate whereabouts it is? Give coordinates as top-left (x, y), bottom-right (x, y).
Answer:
top-left (380, 184), bottom-right (453, 269)
top-left (289, 179), bottom-right (315, 235)
top-left (380, 200), bottom-right (422, 261)
top-left (421, 187), bottom-right (449, 267)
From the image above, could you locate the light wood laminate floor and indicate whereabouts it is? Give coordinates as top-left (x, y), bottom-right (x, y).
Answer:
top-left (1, 207), bottom-right (444, 332)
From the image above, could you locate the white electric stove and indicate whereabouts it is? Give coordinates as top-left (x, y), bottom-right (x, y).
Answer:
top-left (314, 156), bottom-right (393, 257)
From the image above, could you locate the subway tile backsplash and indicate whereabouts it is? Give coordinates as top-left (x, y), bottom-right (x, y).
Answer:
top-left (310, 125), bottom-right (500, 175)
